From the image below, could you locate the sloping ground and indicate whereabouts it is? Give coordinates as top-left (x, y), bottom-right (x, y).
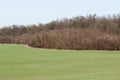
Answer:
top-left (0, 44), bottom-right (120, 80)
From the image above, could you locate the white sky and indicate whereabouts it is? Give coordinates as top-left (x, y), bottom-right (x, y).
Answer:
top-left (0, 0), bottom-right (120, 27)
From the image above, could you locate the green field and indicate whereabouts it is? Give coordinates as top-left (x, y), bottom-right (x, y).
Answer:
top-left (0, 44), bottom-right (120, 80)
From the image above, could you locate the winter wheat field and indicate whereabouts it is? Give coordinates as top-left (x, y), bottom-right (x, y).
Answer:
top-left (0, 44), bottom-right (120, 80)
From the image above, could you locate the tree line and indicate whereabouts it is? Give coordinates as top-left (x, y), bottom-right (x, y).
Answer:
top-left (0, 14), bottom-right (120, 50)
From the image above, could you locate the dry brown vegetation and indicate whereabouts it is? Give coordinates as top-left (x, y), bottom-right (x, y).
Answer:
top-left (0, 14), bottom-right (120, 50)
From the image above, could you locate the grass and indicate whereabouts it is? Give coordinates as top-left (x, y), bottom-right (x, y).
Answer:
top-left (0, 44), bottom-right (120, 80)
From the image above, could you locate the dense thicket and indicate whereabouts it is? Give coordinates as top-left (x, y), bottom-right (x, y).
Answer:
top-left (0, 14), bottom-right (120, 50)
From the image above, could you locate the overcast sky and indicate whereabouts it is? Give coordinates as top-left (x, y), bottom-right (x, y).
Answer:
top-left (0, 0), bottom-right (120, 27)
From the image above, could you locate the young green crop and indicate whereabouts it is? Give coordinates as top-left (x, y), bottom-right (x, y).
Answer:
top-left (0, 44), bottom-right (120, 80)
